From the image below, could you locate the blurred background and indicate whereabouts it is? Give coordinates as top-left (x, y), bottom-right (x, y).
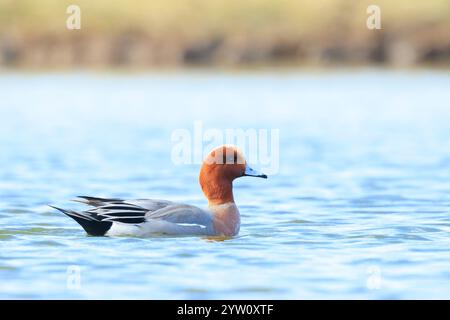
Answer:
top-left (0, 0), bottom-right (449, 69)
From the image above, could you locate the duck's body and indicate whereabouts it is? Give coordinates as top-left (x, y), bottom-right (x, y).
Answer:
top-left (53, 196), bottom-right (239, 237)
top-left (52, 145), bottom-right (266, 237)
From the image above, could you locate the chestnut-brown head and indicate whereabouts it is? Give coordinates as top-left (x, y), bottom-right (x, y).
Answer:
top-left (199, 145), bottom-right (267, 206)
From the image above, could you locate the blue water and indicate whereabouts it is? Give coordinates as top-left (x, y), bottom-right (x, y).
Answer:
top-left (1, 71), bottom-right (450, 299)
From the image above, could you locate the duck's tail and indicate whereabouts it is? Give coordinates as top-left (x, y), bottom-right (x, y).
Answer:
top-left (49, 205), bottom-right (112, 236)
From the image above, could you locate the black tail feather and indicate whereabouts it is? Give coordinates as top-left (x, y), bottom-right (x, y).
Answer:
top-left (50, 205), bottom-right (112, 236)
top-left (73, 196), bottom-right (123, 207)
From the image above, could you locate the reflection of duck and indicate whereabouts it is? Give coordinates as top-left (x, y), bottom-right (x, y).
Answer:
top-left (51, 145), bottom-right (267, 237)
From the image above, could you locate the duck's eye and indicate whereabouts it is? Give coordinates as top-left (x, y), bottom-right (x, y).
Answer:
top-left (233, 150), bottom-right (238, 164)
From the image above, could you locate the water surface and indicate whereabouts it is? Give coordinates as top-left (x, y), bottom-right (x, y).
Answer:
top-left (1, 71), bottom-right (450, 299)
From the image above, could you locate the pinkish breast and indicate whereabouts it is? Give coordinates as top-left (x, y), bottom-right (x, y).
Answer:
top-left (210, 203), bottom-right (241, 237)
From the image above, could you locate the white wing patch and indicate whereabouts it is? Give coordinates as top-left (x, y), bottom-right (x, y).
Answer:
top-left (176, 223), bottom-right (207, 229)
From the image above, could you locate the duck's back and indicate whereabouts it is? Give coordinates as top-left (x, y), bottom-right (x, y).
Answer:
top-left (108, 201), bottom-right (215, 236)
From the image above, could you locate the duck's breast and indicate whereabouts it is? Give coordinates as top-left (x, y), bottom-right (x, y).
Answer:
top-left (210, 203), bottom-right (240, 237)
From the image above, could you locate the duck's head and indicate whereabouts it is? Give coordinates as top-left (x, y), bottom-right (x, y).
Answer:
top-left (199, 145), bottom-right (267, 205)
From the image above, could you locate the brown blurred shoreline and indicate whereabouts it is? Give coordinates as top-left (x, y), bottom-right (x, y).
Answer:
top-left (1, 0), bottom-right (449, 69)
top-left (2, 32), bottom-right (449, 70)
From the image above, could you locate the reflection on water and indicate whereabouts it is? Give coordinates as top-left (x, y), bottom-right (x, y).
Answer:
top-left (1, 71), bottom-right (450, 299)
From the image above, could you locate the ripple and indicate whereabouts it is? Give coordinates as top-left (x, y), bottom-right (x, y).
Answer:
top-left (0, 234), bottom-right (13, 240)
top-left (0, 227), bottom-right (67, 236)
top-left (284, 219), bottom-right (313, 224)
top-left (235, 287), bottom-right (281, 293)
top-left (396, 226), bottom-right (442, 233)
top-left (396, 234), bottom-right (431, 241)
top-left (182, 288), bottom-right (210, 293)
top-left (30, 240), bottom-right (66, 247)
top-left (0, 266), bottom-right (17, 271)
top-left (1, 208), bottom-right (33, 214)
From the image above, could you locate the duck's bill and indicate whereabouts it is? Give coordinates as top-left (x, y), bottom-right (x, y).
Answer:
top-left (244, 165), bottom-right (268, 179)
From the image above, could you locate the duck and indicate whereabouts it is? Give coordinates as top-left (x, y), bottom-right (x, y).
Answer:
top-left (51, 145), bottom-right (267, 237)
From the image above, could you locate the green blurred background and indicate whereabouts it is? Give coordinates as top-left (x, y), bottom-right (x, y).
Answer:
top-left (0, 0), bottom-right (449, 69)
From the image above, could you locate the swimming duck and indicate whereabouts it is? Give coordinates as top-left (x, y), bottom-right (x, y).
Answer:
top-left (51, 145), bottom-right (267, 237)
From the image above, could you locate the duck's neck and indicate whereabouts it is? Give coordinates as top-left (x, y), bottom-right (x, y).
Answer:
top-left (200, 176), bottom-right (240, 236)
top-left (201, 178), bottom-right (235, 206)
top-left (209, 202), bottom-right (241, 237)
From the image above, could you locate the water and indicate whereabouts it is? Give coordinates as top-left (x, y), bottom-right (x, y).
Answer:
top-left (1, 70), bottom-right (450, 299)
